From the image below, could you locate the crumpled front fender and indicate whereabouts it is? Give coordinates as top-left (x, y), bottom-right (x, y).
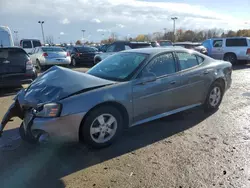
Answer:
top-left (0, 90), bottom-right (25, 136)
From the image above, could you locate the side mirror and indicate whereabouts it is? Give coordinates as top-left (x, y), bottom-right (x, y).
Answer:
top-left (138, 72), bottom-right (157, 85)
top-left (28, 52), bottom-right (32, 55)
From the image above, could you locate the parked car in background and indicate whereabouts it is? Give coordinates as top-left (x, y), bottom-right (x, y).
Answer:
top-left (202, 37), bottom-right (250, 64)
top-left (67, 46), bottom-right (100, 66)
top-left (94, 41), bottom-right (151, 64)
top-left (29, 46), bottom-right (71, 71)
top-left (20, 39), bottom-right (42, 54)
top-left (151, 41), bottom-right (160, 47)
top-left (1, 47), bottom-right (232, 148)
top-left (0, 26), bottom-right (14, 47)
top-left (158, 40), bottom-right (173, 47)
top-left (174, 42), bottom-right (208, 55)
top-left (0, 47), bottom-right (37, 87)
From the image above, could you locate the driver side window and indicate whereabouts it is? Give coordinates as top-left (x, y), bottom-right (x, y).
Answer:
top-left (141, 53), bottom-right (176, 77)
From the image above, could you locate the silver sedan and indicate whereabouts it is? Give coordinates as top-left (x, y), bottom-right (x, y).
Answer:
top-left (1, 47), bottom-right (232, 148)
top-left (29, 46), bottom-right (71, 71)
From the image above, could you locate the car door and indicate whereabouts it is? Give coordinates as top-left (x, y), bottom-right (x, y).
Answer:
top-left (211, 39), bottom-right (224, 60)
top-left (132, 52), bottom-right (181, 124)
top-left (174, 51), bottom-right (208, 107)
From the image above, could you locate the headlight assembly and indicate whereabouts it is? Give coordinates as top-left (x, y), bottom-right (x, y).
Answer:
top-left (35, 103), bottom-right (62, 118)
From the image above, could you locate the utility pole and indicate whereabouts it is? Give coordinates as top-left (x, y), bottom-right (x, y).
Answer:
top-left (38, 21), bottom-right (45, 44)
top-left (13, 31), bottom-right (18, 46)
top-left (81, 30), bottom-right (86, 44)
top-left (163, 28), bottom-right (167, 39)
top-left (171, 17), bottom-right (178, 42)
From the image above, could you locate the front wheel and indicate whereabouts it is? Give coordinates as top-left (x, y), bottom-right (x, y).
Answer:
top-left (204, 82), bottom-right (224, 112)
top-left (81, 106), bottom-right (123, 148)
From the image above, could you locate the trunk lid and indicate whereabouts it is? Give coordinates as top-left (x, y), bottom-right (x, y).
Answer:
top-left (0, 48), bottom-right (27, 75)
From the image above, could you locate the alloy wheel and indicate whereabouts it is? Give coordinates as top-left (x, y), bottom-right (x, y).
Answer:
top-left (90, 114), bottom-right (117, 144)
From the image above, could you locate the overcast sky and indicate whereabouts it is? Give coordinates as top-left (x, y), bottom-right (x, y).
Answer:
top-left (0, 0), bottom-right (250, 43)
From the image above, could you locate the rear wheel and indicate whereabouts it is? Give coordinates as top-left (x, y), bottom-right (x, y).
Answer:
top-left (36, 60), bottom-right (43, 72)
top-left (204, 82), bottom-right (224, 112)
top-left (224, 53), bottom-right (237, 65)
top-left (81, 106), bottom-right (123, 148)
top-left (71, 58), bottom-right (77, 67)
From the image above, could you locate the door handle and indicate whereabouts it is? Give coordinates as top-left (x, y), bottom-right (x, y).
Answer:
top-left (170, 81), bottom-right (176, 85)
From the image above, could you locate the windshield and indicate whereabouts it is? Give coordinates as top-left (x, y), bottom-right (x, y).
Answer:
top-left (42, 47), bottom-right (64, 52)
top-left (87, 52), bottom-right (148, 81)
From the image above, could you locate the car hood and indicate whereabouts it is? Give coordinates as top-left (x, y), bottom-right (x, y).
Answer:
top-left (21, 66), bottom-right (115, 106)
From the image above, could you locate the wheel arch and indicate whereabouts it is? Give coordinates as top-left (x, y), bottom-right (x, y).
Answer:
top-left (223, 52), bottom-right (237, 60)
top-left (78, 101), bottom-right (129, 141)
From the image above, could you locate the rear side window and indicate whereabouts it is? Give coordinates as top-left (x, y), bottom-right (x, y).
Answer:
top-left (176, 52), bottom-right (199, 70)
top-left (196, 56), bottom-right (204, 64)
top-left (33, 40), bottom-right (41, 47)
top-left (226, 38), bottom-right (247, 47)
top-left (0, 48), bottom-right (28, 65)
top-left (22, 41), bottom-right (32, 48)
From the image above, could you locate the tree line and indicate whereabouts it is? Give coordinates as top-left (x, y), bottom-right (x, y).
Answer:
top-left (99, 29), bottom-right (250, 44)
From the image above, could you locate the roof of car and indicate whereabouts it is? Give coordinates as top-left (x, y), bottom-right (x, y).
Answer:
top-left (122, 46), bottom-right (187, 55)
top-left (113, 41), bottom-right (150, 44)
top-left (174, 42), bottom-right (201, 45)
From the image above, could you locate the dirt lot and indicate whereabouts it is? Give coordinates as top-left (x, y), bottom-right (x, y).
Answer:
top-left (0, 65), bottom-right (250, 188)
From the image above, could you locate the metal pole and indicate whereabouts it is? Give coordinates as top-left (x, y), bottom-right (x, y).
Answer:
top-left (171, 17), bottom-right (178, 42)
top-left (163, 28), bottom-right (167, 39)
top-left (81, 30), bottom-right (85, 44)
top-left (38, 21), bottom-right (45, 44)
top-left (14, 31), bottom-right (18, 46)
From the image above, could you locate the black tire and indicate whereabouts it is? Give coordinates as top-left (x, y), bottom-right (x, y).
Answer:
top-left (94, 58), bottom-right (101, 65)
top-left (204, 82), bottom-right (224, 112)
top-left (36, 60), bottom-right (43, 72)
top-left (224, 53), bottom-right (237, 65)
top-left (81, 106), bottom-right (123, 148)
top-left (71, 58), bottom-right (77, 67)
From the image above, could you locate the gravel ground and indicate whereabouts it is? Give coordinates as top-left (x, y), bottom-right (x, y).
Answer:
top-left (0, 65), bottom-right (249, 188)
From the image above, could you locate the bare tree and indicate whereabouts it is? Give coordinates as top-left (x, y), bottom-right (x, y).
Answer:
top-left (45, 35), bottom-right (54, 45)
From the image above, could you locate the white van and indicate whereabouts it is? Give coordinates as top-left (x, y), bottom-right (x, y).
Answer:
top-left (0, 26), bottom-right (14, 47)
top-left (20, 39), bottom-right (42, 53)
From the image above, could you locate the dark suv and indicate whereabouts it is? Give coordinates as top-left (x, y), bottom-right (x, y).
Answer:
top-left (0, 47), bottom-right (37, 88)
top-left (67, 46), bottom-right (100, 66)
top-left (94, 41), bottom-right (151, 64)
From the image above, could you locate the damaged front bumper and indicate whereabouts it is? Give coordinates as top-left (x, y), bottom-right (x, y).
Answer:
top-left (0, 90), bottom-right (86, 144)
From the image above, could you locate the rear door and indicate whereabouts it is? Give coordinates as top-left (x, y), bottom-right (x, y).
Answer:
top-left (0, 48), bottom-right (27, 76)
top-left (174, 51), bottom-right (209, 107)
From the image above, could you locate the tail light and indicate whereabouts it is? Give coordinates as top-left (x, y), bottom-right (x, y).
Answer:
top-left (76, 53), bottom-right (80, 57)
top-left (246, 48), bottom-right (250, 55)
top-left (42, 53), bottom-right (48, 57)
top-left (67, 52), bottom-right (70, 56)
top-left (26, 59), bottom-right (33, 70)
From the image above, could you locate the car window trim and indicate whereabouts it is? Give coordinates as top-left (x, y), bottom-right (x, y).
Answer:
top-left (135, 52), bottom-right (178, 79)
top-left (174, 51), bottom-right (203, 73)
